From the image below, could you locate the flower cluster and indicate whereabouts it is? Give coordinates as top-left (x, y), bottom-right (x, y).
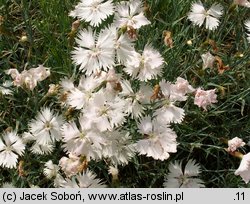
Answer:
top-left (5, 65), bottom-right (50, 90)
top-left (1, 0), bottom-right (249, 188)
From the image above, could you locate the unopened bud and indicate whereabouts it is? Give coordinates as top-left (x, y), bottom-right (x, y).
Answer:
top-left (187, 40), bottom-right (192, 45)
top-left (71, 20), bottom-right (80, 32)
top-left (48, 84), bottom-right (59, 95)
top-left (108, 166), bottom-right (119, 182)
top-left (163, 31), bottom-right (173, 48)
top-left (20, 35), bottom-right (28, 42)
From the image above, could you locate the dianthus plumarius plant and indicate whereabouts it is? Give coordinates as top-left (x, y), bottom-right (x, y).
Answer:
top-left (0, 0), bottom-right (250, 188)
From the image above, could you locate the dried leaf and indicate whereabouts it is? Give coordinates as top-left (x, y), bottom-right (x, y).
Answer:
top-left (215, 56), bottom-right (230, 74)
top-left (163, 31), bottom-right (173, 48)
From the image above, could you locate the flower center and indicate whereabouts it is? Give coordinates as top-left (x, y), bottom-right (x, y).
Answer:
top-left (163, 98), bottom-right (171, 107)
top-left (5, 145), bottom-right (13, 152)
top-left (79, 132), bottom-right (85, 139)
top-left (91, 47), bottom-right (101, 57)
top-left (44, 121), bottom-right (52, 130)
top-left (91, 2), bottom-right (100, 12)
top-left (178, 175), bottom-right (189, 187)
top-left (99, 105), bottom-right (109, 116)
top-left (203, 10), bottom-right (209, 17)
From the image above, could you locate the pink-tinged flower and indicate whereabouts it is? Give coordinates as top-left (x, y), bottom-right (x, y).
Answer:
top-left (235, 153), bottom-right (250, 184)
top-left (234, 0), bottom-right (250, 7)
top-left (228, 137), bottom-right (246, 152)
top-left (59, 153), bottom-right (81, 177)
top-left (188, 1), bottom-right (223, 30)
top-left (69, 0), bottom-right (114, 27)
top-left (194, 88), bottom-right (218, 111)
top-left (201, 52), bottom-right (215, 69)
top-left (5, 65), bottom-right (50, 90)
top-left (170, 77), bottom-right (195, 101)
top-left (114, 0), bottom-right (150, 29)
top-left (29, 65), bottom-right (51, 81)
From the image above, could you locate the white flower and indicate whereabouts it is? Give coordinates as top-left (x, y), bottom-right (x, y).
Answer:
top-left (69, 0), bottom-right (114, 27)
top-left (194, 88), bottom-right (218, 111)
top-left (245, 20), bottom-right (250, 43)
top-left (23, 132), bottom-right (54, 155)
top-left (228, 137), bottom-right (246, 152)
top-left (154, 104), bottom-right (185, 124)
top-left (72, 27), bottom-right (115, 75)
top-left (59, 169), bottom-right (106, 188)
top-left (201, 51), bottom-right (215, 69)
top-left (235, 153), bottom-right (250, 184)
top-left (61, 115), bottom-right (106, 160)
top-left (43, 160), bottom-right (60, 179)
top-left (82, 92), bottom-right (127, 132)
top-left (109, 26), bottom-right (135, 63)
top-left (114, 0), bottom-right (150, 29)
top-left (0, 131), bottom-right (25, 168)
top-left (119, 80), bottom-right (152, 118)
top-left (188, 1), bottom-right (223, 30)
top-left (164, 160), bottom-right (205, 188)
top-left (115, 34), bottom-right (135, 63)
top-left (29, 107), bottom-right (64, 145)
top-left (60, 77), bottom-right (75, 92)
top-left (102, 131), bottom-right (135, 165)
top-left (234, 0), bottom-right (250, 7)
top-left (30, 141), bottom-right (54, 155)
top-left (136, 116), bottom-right (177, 160)
top-left (153, 80), bottom-right (186, 124)
top-left (124, 44), bottom-right (164, 81)
top-left (66, 75), bottom-right (102, 109)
